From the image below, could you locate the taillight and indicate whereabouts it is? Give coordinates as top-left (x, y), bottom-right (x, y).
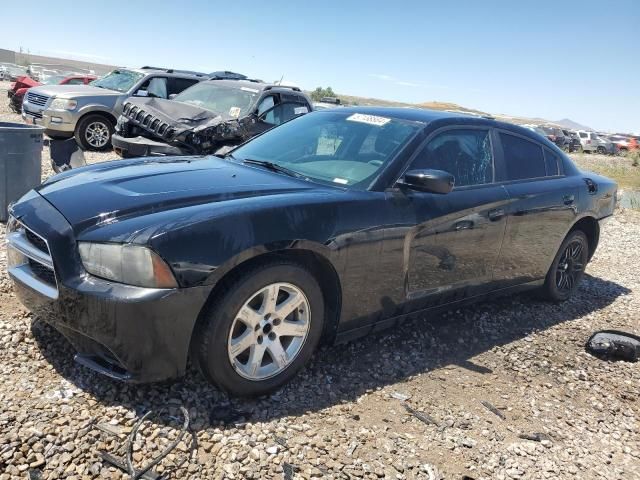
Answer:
top-left (586, 140), bottom-right (591, 144)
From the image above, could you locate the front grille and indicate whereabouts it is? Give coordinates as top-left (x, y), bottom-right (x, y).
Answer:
top-left (6, 218), bottom-right (59, 298)
top-left (123, 103), bottom-right (173, 140)
top-left (25, 229), bottom-right (48, 253)
top-left (26, 92), bottom-right (49, 107)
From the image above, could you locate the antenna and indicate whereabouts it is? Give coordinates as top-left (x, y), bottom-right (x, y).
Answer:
top-left (278, 74), bottom-right (284, 85)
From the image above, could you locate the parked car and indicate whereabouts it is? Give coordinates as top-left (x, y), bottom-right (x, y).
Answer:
top-left (575, 130), bottom-right (601, 153)
top-left (112, 80), bottom-right (312, 157)
top-left (6, 108), bottom-right (616, 396)
top-left (8, 74), bottom-right (97, 113)
top-left (21, 67), bottom-right (208, 150)
top-left (0, 63), bottom-right (28, 81)
top-left (593, 135), bottom-right (617, 155)
top-left (538, 125), bottom-right (568, 150)
top-left (562, 129), bottom-right (581, 152)
top-left (608, 134), bottom-right (638, 155)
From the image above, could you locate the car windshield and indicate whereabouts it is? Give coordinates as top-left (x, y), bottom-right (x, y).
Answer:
top-left (90, 69), bottom-right (144, 93)
top-left (173, 83), bottom-right (259, 116)
top-left (43, 75), bottom-right (65, 85)
top-left (231, 111), bottom-right (420, 189)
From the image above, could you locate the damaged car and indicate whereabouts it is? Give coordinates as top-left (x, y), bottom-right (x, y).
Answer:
top-left (7, 108), bottom-right (616, 396)
top-left (111, 80), bottom-right (312, 157)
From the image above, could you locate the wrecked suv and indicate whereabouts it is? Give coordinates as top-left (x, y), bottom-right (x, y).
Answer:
top-left (111, 80), bottom-right (312, 157)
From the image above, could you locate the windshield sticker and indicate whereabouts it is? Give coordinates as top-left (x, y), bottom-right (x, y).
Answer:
top-left (294, 106), bottom-right (309, 115)
top-left (229, 107), bottom-right (241, 118)
top-left (333, 177), bottom-right (349, 185)
top-left (346, 113), bottom-right (391, 127)
top-left (241, 87), bottom-right (259, 93)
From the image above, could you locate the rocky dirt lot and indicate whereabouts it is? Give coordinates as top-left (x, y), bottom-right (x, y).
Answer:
top-left (1, 80), bottom-right (639, 479)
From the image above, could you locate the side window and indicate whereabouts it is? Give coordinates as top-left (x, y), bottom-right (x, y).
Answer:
top-left (579, 132), bottom-right (587, 138)
top-left (167, 78), bottom-right (200, 96)
top-left (65, 78), bottom-right (84, 85)
top-left (543, 148), bottom-right (560, 176)
top-left (136, 77), bottom-right (168, 98)
top-left (257, 95), bottom-right (277, 124)
top-left (411, 129), bottom-right (494, 187)
top-left (500, 133), bottom-right (546, 180)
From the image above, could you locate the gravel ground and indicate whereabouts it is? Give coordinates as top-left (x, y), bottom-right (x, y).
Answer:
top-left (1, 80), bottom-right (639, 479)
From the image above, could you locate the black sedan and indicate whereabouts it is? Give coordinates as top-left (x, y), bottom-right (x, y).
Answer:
top-left (6, 108), bottom-right (616, 396)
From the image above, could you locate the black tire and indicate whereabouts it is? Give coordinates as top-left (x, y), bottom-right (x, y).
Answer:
top-left (541, 230), bottom-right (589, 302)
top-left (597, 146), bottom-right (606, 155)
top-left (74, 114), bottom-right (114, 151)
top-left (193, 260), bottom-right (325, 396)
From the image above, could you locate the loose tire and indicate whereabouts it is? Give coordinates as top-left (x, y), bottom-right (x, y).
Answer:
top-left (541, 230), bottom-right (589, 302)
top-left (75, 114), bottom-right (114, 151)
top-left (194, 260), bottom-right (325, 396)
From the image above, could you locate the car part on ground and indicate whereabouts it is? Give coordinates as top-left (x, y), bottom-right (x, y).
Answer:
top-left (6, 107), bottom-right (617, 396)
top-left (48, 137), bottom-right (87, 173)
top-left (112, 80), bottom-right (312, 157)
top-left (20, 67), bottom-right (209, 150)
top-left (586, 330), bottom-right (640, 362)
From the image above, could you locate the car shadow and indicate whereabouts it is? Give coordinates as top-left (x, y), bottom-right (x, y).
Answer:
top-left (30, 273), bottom-right (631, 432)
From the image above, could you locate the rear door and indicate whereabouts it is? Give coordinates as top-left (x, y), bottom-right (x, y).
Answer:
top-left (493, 131), bottom-right (579, 285)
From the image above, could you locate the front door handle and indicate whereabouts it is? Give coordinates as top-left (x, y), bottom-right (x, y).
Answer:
top-left (563, 194), bottom-right (575, 205)
top-left (488, 208), bottom-right (505, 221)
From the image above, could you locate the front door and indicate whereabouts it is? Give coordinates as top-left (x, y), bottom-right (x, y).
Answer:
top-left (383, 127), bottom-right (509, 314)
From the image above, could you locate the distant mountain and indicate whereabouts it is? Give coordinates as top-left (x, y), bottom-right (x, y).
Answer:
top-left (554, 118), bottom-right (593, 131)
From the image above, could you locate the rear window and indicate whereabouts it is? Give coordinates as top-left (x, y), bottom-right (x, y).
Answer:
top-left (579, 132), bottom-right (587, 138)
top-left (500, 133), bottom-right (546, 180)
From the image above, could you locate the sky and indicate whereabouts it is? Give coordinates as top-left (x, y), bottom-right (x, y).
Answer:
top-left (2, 0), bottom-right (639, 133)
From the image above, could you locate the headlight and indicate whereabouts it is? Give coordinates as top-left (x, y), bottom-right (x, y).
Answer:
top-left (49, 98), bottom-right (78, 111)
top-left (78, 242), bottom-right (178, 288)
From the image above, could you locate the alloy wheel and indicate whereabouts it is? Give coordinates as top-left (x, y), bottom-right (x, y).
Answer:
top-left (227, 282), bottom-right (311, 381)
top-left (85, 121), bottom-right (110, 148)
top-left (555, 239), bottom-right (585, 293)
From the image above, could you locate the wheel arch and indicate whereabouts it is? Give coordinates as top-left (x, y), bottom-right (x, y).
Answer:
top-left (192, 246), bottom-right (343, 351)
top-left (568, 215), bottom-right (599, 261)
top-left (75, 109), bottom-right (117, 130)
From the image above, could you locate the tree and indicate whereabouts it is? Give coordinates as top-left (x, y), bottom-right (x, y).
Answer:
top-left (311, 86), bottom-right (336, 101)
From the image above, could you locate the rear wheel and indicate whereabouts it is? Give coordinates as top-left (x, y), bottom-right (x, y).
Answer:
top-left (541, 230), bottom-right (589, 302)
top-left (194, 260), bottom-right (325, 396)
top-left (75, 114), bottom-right (114, 151)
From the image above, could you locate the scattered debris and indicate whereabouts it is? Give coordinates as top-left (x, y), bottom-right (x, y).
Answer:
top-left (99, 406), bottom-right (190, 480)
top-left (347, 441), bottom-right (358, 456)
top-left (274, 436), bottom-right (288, 449)
top-left (481, 401), bottom-right (506, 420)
top-left (266, 445), bottom-right (279, 455)
top-left (402, 403), bottom-right (440, 427)
top-left (96, 422), bottom-right (124, 437)
top-left (518, 432), bottom-right (552, 442)
top-left (586, 330), bottom-right (640, 362)
top-left (28, 470), bottom-right (43, 480)
top-left (391, 391), bottom-right (411, 401)
top-left (210, 405), bottom-right (251, 424)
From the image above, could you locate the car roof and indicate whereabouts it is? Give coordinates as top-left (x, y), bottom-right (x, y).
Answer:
top-left (315, 106), bottom-right (561, 149)
top-left (198, 79), bottom-right (308, 94)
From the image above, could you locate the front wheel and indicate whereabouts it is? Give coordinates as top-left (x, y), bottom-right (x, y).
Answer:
top-left (193, 260), bottom-right (325, 396)
top-left (541, 230), bottom-right (589, 302)
top-left (75, 114), bottom-right (114, 151)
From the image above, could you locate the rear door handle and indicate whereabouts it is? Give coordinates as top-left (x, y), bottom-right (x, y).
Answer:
top-left (488, 208), bottom-right (505, 221)
top-left (563, 194), bottom-right (575, 205)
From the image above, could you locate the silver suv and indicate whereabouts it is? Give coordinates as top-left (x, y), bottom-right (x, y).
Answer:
top-left (21, 67), bottom-right (207, 150)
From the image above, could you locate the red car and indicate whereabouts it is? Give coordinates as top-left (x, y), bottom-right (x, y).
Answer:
top-left (8, 74), bottom-right (97, 113)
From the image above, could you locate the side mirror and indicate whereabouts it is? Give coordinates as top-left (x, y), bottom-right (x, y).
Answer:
top-left (399, 169), bottom-right (454, 194)
top-left (134, 90), bottom-right (148, 97)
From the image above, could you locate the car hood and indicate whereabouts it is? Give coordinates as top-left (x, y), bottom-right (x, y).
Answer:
top-left (29, 84), bottom-right (121, 99)
top-left (36, 156), bottom-right (320, 234)
top-left (12, 76), bottom-right (40, 91)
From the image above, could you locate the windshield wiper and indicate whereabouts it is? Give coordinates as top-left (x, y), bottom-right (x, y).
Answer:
top-left (242, 158), bottom-right (305, 179)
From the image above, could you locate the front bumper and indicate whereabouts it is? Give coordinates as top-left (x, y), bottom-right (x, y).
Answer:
top-left (7, 192), bottom-right (211, 382)
top-left (22, 105), bottom-right (76, 137)
top-left (112, 133), bottom-right (186, 157)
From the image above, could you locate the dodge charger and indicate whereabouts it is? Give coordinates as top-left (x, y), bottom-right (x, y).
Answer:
top-left (6, 108), bottom-right (616, 396)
